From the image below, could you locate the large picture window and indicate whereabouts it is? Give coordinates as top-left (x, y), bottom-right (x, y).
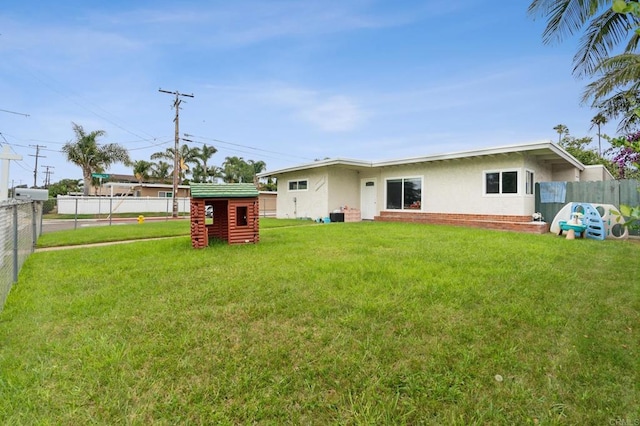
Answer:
top-left (386, 177), bottom-right (422, 210)
top-left (485, 171), bottom-right (518, 195)
top-left (288, 179), bottom-right (308, 191)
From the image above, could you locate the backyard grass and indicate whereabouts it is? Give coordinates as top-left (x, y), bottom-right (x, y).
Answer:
top-left (37, 217), bottom-right (312, 248)
top-left (1, 221), bottom-right (639, 424)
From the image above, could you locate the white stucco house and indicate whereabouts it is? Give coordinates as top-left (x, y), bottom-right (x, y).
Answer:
top-left (257, 142), bottom-right (613, 233)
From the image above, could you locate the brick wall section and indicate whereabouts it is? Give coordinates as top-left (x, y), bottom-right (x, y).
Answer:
top-left (375, 211), bottom-right (550, 234)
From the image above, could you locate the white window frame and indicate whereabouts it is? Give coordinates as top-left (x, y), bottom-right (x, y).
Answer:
top-left (483, 169), bottom-right (520, 196)
top-left (383, 176), bottom-right (423, 211)
top-left (288, 179), bottom-right (309, 192)
top-left (158, 191), bottom-right (173, 198)
top-left (525, 169), bottom-right (535, 196)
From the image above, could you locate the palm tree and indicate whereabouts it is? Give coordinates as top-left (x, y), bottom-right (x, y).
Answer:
top-left (248, 159), bottom-right (267, 185)
top-left (62, 122), bottom-right (130, 196)
top-left (151, 161), bottom-right (172, 183)
top-left (582, 52), bottom-right (640, 132)
top-left (528, 1), bottom-right (640, 77)
top-left (197, 144), bottom-right (218, 183)
top-left (553, 124), bottom-right (569, 144)
top-left (589, 112), bottom-right (608, 155)
top-left (131, 160), bottom-right (154, 183)
top-left (151, 144), bottom-right (200, 183)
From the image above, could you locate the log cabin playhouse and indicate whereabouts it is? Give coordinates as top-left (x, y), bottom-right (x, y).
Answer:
top-left (189, 183), bottom-right (260, 248)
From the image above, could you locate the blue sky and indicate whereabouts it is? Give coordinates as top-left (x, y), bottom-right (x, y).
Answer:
top-left (0, 0), bottom-right (618, 186)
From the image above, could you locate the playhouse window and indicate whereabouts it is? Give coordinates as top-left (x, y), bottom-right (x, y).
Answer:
top-left (485, 171), bottom-right (518, 194)
top-left (288, 179), bottom-right (308, 191)
top-left (237, 206), bottom-right (248, 226)
top-left (386, 177), bottom-right (422, 210)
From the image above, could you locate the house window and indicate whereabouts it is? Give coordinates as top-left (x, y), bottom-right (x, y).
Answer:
top-left (288, 179), bottom-right (308, 191)
top-left (158, 191), bottom-right (173, 198)
top-left (526, 170), bottom-right (534, 195)
top-left (237, 206), bottom-right (248, 226)
top-left (485, 171), bottom-right (518, 195)
top-left (386, 177), bottom-right (422, 210)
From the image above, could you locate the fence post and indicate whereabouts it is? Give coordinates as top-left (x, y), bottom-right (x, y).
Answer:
top-left (12, 204), bottom-right (18, 283)
top-left (74, 197), bottom-right (78, 230)
top-left (109, 197), bottom-right (113, 226)
top-left (31, 201), bottom-right (37, 252)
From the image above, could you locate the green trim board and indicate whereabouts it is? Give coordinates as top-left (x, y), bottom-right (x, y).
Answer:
top-left (190, 183), bottom-right (259, 198)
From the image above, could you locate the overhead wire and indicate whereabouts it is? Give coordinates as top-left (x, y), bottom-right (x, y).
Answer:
top-left (183, 133), bottom-right (314, 162)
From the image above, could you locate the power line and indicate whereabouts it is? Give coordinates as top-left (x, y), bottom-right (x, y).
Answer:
top-left (183, 133), bottom-right (314, 162)
top-left (0, 108), bottom-right (30, 117)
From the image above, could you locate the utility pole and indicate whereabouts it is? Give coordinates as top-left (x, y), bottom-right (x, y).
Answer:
top-left (159, 89), bottom-right (194, 218)
top-left (41, 165), bottom-right (54, 188)
top-left (29, 144), bottom-right (46, 187)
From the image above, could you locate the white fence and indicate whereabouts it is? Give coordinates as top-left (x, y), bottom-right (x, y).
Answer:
top-left (57, 196), bottom-right (191, 215)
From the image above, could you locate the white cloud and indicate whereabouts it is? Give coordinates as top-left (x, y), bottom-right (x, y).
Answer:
top-left (255, 85), bottom-right (367, 132)
top-left (298, 95), bottom-right (365, 132)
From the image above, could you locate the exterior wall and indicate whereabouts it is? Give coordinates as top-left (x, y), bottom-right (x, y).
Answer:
top-left (191, 197), bottom-right (259, 247)
top-left (377, 154), bottom-right (535, 216)
top-left (580, 165), bottom-right (614, 182)
top-left (190, 199), bottom-right (208, 249)
top-left (226, 198), bottom-right (260, 244)
top-left (259, 192), bottom-right (277, 217)
top-left (551, 164), bottom-right (580, 182)
top-left (327, 168), bottom-right (361, 213)
top-left (276, 168), bottom-right (329, 219)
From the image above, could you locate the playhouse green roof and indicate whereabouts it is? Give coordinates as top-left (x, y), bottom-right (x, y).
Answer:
top-left (189, 183), bottom-right (259, 198)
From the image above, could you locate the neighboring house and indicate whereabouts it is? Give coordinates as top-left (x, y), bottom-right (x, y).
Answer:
top-left (103, 182), bottom-right (191, 198)
top-left (257, 142), bottom-right (613, 233)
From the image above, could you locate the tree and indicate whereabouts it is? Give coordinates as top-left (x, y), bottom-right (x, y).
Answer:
top-left (62, 123), bottom-right (130, 196)
top-left (196, 144), bottom-right (218, 183)
top-left (221, 156), bottom-right (265, 184)
top-left (608, 131), bottom-right (640, 178)
top-left (48, 178), bottom-right (82, 198)
top-left (590, 112), bottom-right (608, 155)
top-left (151, 144), bottom-right (200, 183)
top-left (528, 1), bottom-right (639, 77)
top-left (553, 124), bottom-right (569, 143)
top-left (529, 2), bottom-right (640, 129)
top-left (131, 160), bottom-right (154, 183)
top-left (151, 161), bottom-right (172, 183)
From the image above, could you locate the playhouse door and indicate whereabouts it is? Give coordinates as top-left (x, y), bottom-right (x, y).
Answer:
top-left (360, 178), bottom-right (377, 220)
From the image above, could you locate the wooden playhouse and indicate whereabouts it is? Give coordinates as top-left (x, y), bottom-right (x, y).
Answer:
top-left (189, 183), bottom-right (260, 248)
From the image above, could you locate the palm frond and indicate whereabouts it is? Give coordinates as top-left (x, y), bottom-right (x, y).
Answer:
top-left (528, 0), bottom-right (610, 45)
top-left (573, 9), bottom-right (639, 77)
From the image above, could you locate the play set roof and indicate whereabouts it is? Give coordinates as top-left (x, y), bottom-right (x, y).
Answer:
top-left (189, 183), bottom-right (259, 199)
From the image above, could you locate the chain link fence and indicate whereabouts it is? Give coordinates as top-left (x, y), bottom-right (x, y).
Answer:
top-left (0, 200), bottom-right (43, 311)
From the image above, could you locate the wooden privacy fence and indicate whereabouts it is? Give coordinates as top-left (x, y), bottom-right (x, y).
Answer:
top-left (535, 179), bottom-right (640, 236)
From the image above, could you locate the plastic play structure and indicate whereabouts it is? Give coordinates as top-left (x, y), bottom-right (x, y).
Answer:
top-left (550, 202), bottom-right (629, 240)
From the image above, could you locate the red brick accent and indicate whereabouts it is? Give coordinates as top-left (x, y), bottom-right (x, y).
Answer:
top-left (375, 211), bottom-right (549, 234)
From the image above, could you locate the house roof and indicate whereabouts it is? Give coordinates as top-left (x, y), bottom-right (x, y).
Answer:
top-left (257, 141), bottom-right (585, 177)
top-left (190, 183), bottom-right (259, 198)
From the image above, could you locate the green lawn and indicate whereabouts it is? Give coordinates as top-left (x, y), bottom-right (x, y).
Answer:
top-left (2, 221), bottom-right (639, 424)
top-left (37, 217), bottom-right (313, 248)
